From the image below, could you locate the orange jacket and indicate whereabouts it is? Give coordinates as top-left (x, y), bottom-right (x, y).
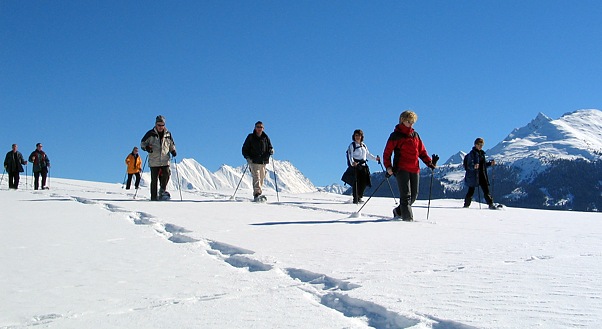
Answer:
top-left (125, 153), bottom-right (142, 174)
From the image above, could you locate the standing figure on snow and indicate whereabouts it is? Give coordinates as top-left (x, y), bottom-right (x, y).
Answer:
top-left (4, 144), bottom-right (27, 189)
top-left (463, 137), bottom-right (496, 209)
top-left (125, 146), bottom-right (142, 190)
top-left (345, 129), bottom-right (380, 204)
top-left (28, 143), bottom-right (50, 190)
top-left (383, 111), bottom-right (435, 221)
top-left (140, 115), bottom-right (177, 201)
top-left (242, 121), bottom-right (273, 202)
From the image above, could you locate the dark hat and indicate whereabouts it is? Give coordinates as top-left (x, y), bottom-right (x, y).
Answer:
top-left (156, 115), bottom-right (166, 124)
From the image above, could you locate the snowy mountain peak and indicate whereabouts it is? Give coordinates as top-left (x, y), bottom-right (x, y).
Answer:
top-left (444, 151), bottom-right (467, 165)
top-left (141, 158), bottom-right (317, 194)
top-left (487, 109), bottom-right (602, 180)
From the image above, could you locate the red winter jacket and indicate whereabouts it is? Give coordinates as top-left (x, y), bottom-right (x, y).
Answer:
top-left (383, 124), bottom-right (432, 174)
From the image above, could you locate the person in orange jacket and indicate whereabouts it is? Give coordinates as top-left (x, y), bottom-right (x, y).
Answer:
top-left (125, 146), bottom-right (142, 190)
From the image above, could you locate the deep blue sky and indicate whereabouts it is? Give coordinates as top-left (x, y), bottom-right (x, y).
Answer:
top-left (2, 1), bottom-right (601, 186)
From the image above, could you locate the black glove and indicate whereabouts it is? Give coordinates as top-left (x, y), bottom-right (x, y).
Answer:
top-left (145, 146), bottom-right (153, 153)
top-left (171, 150), bottom-right (177, 157)
top-left (432, 154), bottom-right (440, 166)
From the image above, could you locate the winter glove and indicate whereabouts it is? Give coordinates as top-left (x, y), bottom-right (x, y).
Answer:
top-left (145, 146), bottom-right (153, 153)
top-left (427, 154), bottom-right (440, 169)
top-left (171, 150), bottom-right (177, 157)
top-left (270, 148), bottom-right (274, 155)
top-left (386, 167), bottom-right (394, 177)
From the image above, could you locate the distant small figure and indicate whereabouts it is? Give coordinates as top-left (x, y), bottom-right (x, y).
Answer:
top-left (345, 129), bottom-right (380, 204)
top-left (463, 138), bottom-right (496, 209)
top-left (383, 111), bottom-right (435, 221)
top-left (3, 144), bottom-right (27, 189)
top-left (28, 143), bottom-right (50, 190)
top-left (125, 147), bottom-right (142, 190)
top-left (140, 115), bottom-right (177, 201)
top-left (242, 121), bottom-right (273, 202)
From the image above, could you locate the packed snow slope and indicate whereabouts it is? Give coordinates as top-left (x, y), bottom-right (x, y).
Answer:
top-left (2, 178), bottom-right (601, 329)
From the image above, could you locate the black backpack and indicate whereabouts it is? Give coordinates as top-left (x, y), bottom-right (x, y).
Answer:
top-left (346, 142), bottom-right (365, 167)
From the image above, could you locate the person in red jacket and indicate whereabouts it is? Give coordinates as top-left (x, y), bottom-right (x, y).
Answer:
top-left (383, 111), bottom-right (435, 221)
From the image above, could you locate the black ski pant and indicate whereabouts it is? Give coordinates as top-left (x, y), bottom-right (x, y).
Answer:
top-left (150, 166), bottom-right (170, 200)
top-left (394, 170), bottom-right (419, 220)
top-left (352, 165), bottom-right (371, 203)
top-left (464, 171), bottom-right (493, 207)
top-left (126, 172), bottom-right (141, 189)
top-left (33, 168), bottom-right (48, 190)
top-left (8, 171), bottom-right (20, 189)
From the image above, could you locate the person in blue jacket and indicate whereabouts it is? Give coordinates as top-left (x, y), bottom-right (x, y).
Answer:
top-left (463, 138), bottom-right (496, 209)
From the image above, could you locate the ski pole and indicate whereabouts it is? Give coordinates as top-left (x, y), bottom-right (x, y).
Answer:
top-left (134, 154), bottom-right (148, 199)
top-left (353, 166), bottom-right (358, 203)
top-left (122, 170), bottom-right (128, 189)
top-left (351, 172), bottom-right (388, 217)
top-left (230, 163), bottom-right (249, 200)
top-left (173, 156), bottom-right (183, 201)
top-left (271, 157), bottom-right (280, 202)
top-left (490, 159), bottom-right (495, 201)
top-left (427, 170), bottom-right (434, 219)
top-left (426, 154), bottom-right (439, 220)
top-left (379, 162), bottom-right (398, 205)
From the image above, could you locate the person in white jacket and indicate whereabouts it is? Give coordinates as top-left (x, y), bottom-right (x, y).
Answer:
top-left (140, 115), bottom-right (177, 201)
top-left (346, 129), bottom-right (380, 204)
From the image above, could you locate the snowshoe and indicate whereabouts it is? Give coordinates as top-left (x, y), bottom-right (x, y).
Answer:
top-left (253, 195), bottom-right (267, 203)
top-left (489, 203), bottom-right (504, 210)
top-left (159, 191), bottom-right (171, 201)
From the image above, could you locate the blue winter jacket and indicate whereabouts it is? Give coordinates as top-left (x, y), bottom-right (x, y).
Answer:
top-left (464, 147), bottom-right (492, 188)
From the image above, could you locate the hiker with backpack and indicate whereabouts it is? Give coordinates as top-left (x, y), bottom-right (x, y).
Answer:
top-left (28, 143), bottom-right (50, 190)
top-left (140, 115), bottom-right (177, 201)
top-left (463, 137), bottom-right (497, 209)
top-left (4, 144), bottom-right (27, 189)
top-left (344, 129), bottom-right (380, 204)
top-left (242, 121), bottom-right (274, 202)
top-left (383, 111), bottom-right (436, 221)
top-left (124, 146), bottom-right (142, 190)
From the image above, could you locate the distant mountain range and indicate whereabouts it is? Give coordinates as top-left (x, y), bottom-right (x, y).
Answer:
top-left (143, 109), bottom-right (601, 212)
top-left (142, 159), bottom-right (316, 194)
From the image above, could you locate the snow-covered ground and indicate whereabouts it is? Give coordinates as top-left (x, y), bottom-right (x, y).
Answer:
top-left (2, 177), bottom-right (601, 329)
